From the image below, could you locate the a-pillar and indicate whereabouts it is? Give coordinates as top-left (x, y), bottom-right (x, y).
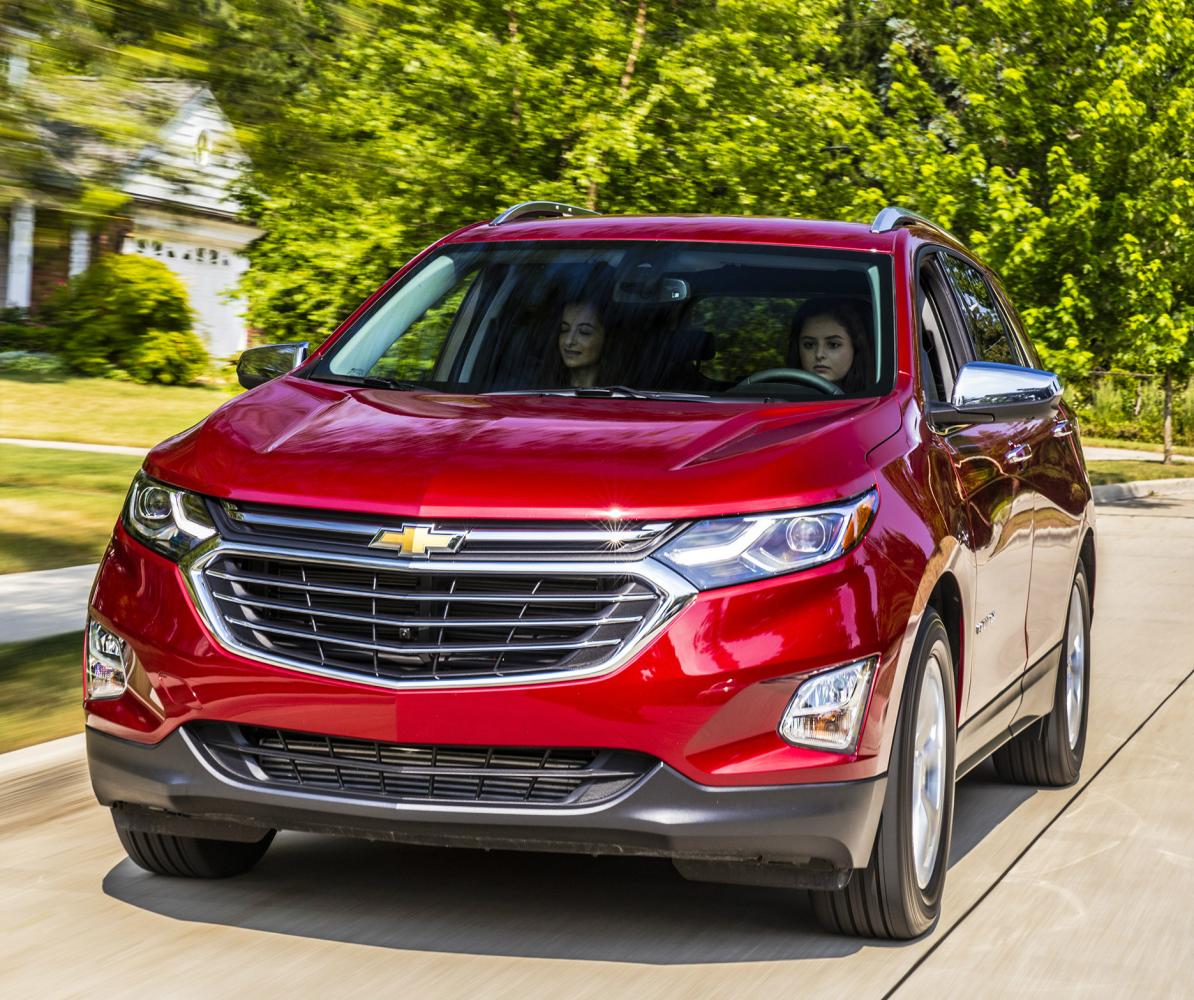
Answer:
top-left (5, 199), bottom-right (34, 309)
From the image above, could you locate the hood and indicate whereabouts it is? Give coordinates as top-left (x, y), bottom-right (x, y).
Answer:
top-left (146, 377), bottom-right (903, 520)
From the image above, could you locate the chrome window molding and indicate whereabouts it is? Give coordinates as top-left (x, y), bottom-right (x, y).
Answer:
top-left (181, 537), bottom-right (696, 691)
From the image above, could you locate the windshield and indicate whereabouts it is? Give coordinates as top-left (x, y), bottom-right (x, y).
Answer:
top-left (312, 241), bottom-right (894, 401)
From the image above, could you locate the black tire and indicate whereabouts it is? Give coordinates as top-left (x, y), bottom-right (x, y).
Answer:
top-left (114, 816), bottom-right (275, 878)
top-left (993, 563), bottom-right (1091, 787)
top-left (811, 609), bottom-right (957, 939)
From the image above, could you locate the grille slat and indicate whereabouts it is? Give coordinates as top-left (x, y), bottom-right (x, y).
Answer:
top-left (199, 546), bottom-right (666, 684)
top-left (213, 591), bottom-right (643, 629)
top-left (223, 615), bottom-right (623, 656)
top-left (195, 724), bottom-right (654, 807)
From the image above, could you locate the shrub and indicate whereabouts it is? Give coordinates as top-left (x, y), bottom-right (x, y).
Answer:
top-left (54, 255), bottom-right (209, 385)
top-left (0, 350), bottom-right (70, 380)
top-left (0, 310), bottom-right (60, 354)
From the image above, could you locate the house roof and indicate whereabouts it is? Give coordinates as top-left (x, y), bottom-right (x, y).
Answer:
top-left (30, 77), bottom-right (249, 219)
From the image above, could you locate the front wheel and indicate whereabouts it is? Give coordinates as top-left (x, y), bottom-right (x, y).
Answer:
top-left (114, 816), bottom-right (275, 878)
top-left (812, 609), bottom-right (957, 939)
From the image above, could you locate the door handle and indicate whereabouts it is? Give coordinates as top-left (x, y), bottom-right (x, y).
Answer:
top-left (1052, 420), bottom-right (1074, 438)
top-left (1005, 443), bottom-right (1033, 465)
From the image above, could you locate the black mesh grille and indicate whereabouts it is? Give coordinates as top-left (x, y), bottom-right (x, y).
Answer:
top-left (199, 552), bottom-right (663, 683)
top-left (192, 723), bottom-right (654, 806)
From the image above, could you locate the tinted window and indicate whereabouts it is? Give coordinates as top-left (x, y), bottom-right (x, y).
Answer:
top-left (988, 278), bottom-right (1042, 369)
top-left (315, 242), bottom-right (895, 401)
top-left (940, 255), bottom-right (1020, 366)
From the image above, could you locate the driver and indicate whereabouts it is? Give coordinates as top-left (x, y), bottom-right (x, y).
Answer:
top-left (788, 298), bottom-right (873, 393)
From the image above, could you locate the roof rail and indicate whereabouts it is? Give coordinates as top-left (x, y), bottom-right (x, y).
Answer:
top-left (490, 200), bottom-right (600, 226)
top-left (870, 206), bottom-right (959, 243)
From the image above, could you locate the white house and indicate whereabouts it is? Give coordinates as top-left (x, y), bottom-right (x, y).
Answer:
top-left (1, 75), bottom-right (260, 359)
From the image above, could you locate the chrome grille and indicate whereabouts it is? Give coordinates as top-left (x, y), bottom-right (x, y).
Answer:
top-left (195, 549), bottom-right (667, 683)
top-left (209, 500), bottom-right (676, 560)
top-left (192, 723), bottom-right (654, 805)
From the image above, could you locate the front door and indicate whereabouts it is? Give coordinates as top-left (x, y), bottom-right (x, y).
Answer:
top-left (927, 255), bottom-right (1034, 726)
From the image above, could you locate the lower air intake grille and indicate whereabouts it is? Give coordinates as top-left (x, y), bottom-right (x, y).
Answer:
top-left (191, 723), bottom-right (655, 806)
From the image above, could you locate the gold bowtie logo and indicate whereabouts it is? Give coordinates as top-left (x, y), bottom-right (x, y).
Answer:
top-left (369, 524), bottom-right (465, 556)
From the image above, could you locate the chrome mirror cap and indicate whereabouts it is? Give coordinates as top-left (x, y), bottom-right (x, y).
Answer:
top-left (952, 361), bottom-right (1061, 415)
top-left (237, 342), bottom-right (310, 390)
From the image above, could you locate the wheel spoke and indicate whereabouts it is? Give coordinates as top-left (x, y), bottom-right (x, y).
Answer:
top-left (911, 650), bottom-right (948, 890)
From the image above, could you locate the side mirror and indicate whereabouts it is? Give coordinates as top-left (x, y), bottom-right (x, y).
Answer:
top-left (930, 361), bottom-right (1062, 427)
top-left (237, 342), bottom-right (309, 390)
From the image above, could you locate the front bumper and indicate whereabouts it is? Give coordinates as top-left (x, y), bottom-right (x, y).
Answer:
top-left (88, 521), bottom-right (912, 787)
top-left (88, 726), bottom-right (886, 879)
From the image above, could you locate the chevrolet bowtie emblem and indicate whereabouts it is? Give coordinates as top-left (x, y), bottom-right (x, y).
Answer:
top-left (369, 524), bottom-right (466, 557)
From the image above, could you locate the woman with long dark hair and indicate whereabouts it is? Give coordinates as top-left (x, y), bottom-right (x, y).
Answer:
top-left (788, 297), bottom-right (874, 393)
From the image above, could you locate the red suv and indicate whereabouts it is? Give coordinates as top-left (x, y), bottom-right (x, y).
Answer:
top-left (85, 203), bottom-right (1095, 939)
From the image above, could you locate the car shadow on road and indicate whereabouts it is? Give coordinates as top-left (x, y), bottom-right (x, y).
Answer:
top-left (949, 760), bottom-right (1036, 864)
top-left (101, 763), bottom-right (1035, 965)
top-left (1099, 494), bottom-right (1192, 512)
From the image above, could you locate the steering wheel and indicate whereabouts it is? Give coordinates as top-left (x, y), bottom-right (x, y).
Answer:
top-left (733, 367), bottom-right (844, 396)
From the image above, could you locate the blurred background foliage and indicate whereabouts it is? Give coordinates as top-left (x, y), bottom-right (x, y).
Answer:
top-left (4, 0), bottom-right (1194, 437)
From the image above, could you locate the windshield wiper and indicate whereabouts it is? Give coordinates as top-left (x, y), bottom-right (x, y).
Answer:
top-left (310, 373), bottom-right (434, 391)
top-left (572, 385), bottom-right (654, 399)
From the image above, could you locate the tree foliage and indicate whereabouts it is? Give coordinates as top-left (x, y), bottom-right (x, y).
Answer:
top-left (6, 0), bottom-right (1194, 385)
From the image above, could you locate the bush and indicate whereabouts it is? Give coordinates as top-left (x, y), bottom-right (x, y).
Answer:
top-left (0, 350), bottom-right (70, 380)
top-left (0, 309), bottom-right (60, 354)
top-left (54, 255), bottom-right (209, 385)
top-left (1072, 375), bottom-right (1194, 447)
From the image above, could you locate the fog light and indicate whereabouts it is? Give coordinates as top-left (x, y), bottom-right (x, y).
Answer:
top-left (778, 657), bottom-right (877, 752)
top-left (87, 620), bottom-right (129, 700)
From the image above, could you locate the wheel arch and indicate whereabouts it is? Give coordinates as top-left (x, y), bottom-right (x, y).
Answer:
top-left (1079, 527), bottom-right (1096, 601)
top-left (925, 571), bottom-right (965, 721)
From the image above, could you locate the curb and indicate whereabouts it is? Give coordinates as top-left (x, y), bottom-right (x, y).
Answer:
top-left (1093, 478), bottom-right (1194, 503)
top-left (0, 733), bottom-right (84, 778)
top-left (0, 437), bottom-right (147, 457)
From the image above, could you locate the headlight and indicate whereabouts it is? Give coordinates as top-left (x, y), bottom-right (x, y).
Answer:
top-left (654, 489), bottom-right (878, 589)
top-left (124, 470), bottom-right (216, 560)
top-left (778, 657), bottom-right (877, 752)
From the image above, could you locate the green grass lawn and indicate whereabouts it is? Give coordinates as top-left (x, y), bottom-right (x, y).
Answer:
top-left (0, 375), bottom-right (237, 447)
top-left (1086, 459), bottom-right (1194, 486)
top-left (0, 633), bottom-right (83, 754)
top-left (0, 444), bottom-right (143, 573)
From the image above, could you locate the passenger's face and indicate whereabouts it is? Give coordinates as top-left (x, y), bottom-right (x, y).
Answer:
top-left (798, 316), bottom-right (854, 385)
top-left (559, 303), bottom-right (605, 377)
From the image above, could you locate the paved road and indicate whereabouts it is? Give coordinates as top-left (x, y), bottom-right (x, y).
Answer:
top-left (0, 563), bottom-right (95, 642)
top-left (3, 491), bottom-right (1194, 998)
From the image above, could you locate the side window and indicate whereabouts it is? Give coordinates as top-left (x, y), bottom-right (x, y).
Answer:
top-left (989, 278), bottom-right (1042, 370)
top-left (940, 255), bottom-right (1021, 366)
top-left (918, 279), bottom-right (957, 402)
top-left (371, 273), bottom-right (477, 382)
top-left (921, 260), bottom-right (959, 405)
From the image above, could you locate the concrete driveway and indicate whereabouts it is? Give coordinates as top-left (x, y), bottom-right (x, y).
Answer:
top-left (2, 488), bottom-right (1193, 998)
